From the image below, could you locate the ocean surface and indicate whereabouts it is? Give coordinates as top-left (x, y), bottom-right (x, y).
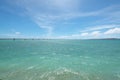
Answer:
top-left (0, 40), bottom-right (120, 80)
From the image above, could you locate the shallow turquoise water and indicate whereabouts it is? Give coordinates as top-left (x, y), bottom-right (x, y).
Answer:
top-left (0, 40), bottom-right (120, 80)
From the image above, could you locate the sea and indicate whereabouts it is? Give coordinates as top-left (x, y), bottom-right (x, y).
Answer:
top-left (0, 39), bottom-right (120, 80)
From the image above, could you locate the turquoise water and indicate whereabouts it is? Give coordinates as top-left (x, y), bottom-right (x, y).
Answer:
top-left (0, 40), bottom-right (120, 80)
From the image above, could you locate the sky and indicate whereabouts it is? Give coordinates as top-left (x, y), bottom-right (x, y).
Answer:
top-left (0, 0), bottom-right (120, 39)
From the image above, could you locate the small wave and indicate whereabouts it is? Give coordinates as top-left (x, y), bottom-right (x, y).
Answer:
top-left (27, 66), bottom-right (35, 70)
top-left (52, 52), bottom-right (56, 55)
top-left (81, 61), bottom-right (87, 65)
top-left (116, 73), bottom-right (120, 79)
top-left (48, 76), bottom-right (55, 80)
top-left (64, 54), bottom-right (71, 57)
top-left (31, 52), bottom-right (38, 55)
top-left (40, 56), bottom-right (46, 59)
top-left (39, 67), bottom-right (80, 79)
top-left (54, 67), bottom-right (80, 75)
top-left (84, 56), bottom-right (91, 59)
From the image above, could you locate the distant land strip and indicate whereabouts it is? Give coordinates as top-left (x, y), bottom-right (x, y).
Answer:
top-left (0, 38), bottom-right (120, 40)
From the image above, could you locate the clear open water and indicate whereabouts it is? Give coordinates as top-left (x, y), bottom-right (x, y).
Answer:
top-left (0, 40), bottom-right (120, 80)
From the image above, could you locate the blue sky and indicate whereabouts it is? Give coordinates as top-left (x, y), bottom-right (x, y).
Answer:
top-left (0, 0), bottom-right (120, 39)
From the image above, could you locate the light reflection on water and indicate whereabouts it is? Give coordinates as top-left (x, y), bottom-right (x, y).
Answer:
top-left (0, 40), bottom-right (120, 80)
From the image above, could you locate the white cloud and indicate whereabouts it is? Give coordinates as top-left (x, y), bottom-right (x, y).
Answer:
top-left (55, 28), bottom-right (120, 39)
top-left (56, 31), bottom-right (100, 39)
top-left (0, 33), bottom-right (23, 38)
top-left (13, 0), bottom-right (81, 36)
top-left (80, 31), bottom-right (101, 38)
top-left (15, 32), bottom-right (21, 35)
top-left (104, 28), bottom-right (120, 34)
top-left (81, 24), bottom-right (118, 32)
top-left (5, 0), bottom-right (120, 38)
top-left (91, 31), bottom-right (101, 36)
top-left (81, 33), bottom-right (88, 36)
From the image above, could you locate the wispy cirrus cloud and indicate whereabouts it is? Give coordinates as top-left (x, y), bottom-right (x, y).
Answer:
top-left (55, 24), bottom-right (120, 39)
top-left (9, 0), bottom-right (81, 37)
top-left (4, 0), bottom-right (120, 38)
top-left (81, 24), bottom-right (119, 32)
top-left (79, 24), bottom-right (120, 38)
top-left (15, 32), bottom-right (21, 35)
top-left (104, 28), bottom-right (120, 34)
top-left (0, 31), bottom-right (22, 38)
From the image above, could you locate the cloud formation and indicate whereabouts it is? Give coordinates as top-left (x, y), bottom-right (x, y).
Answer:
top-left (104, 28), bottom-right (120, 34)
top-left (3, 0), bottom-right (120, 38)
top-left (91, 31), bottom-right (101, 36)
top-left (81, 24), bottom-right (118, 32)
top-left (10, 0), bottom-right (81, 36)
top-left (15, 32), bottom-right (21, 35)
top-left (81, 33), bottom-right (89, 36)
top-left (56, 25), bottom-right (120, 39)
